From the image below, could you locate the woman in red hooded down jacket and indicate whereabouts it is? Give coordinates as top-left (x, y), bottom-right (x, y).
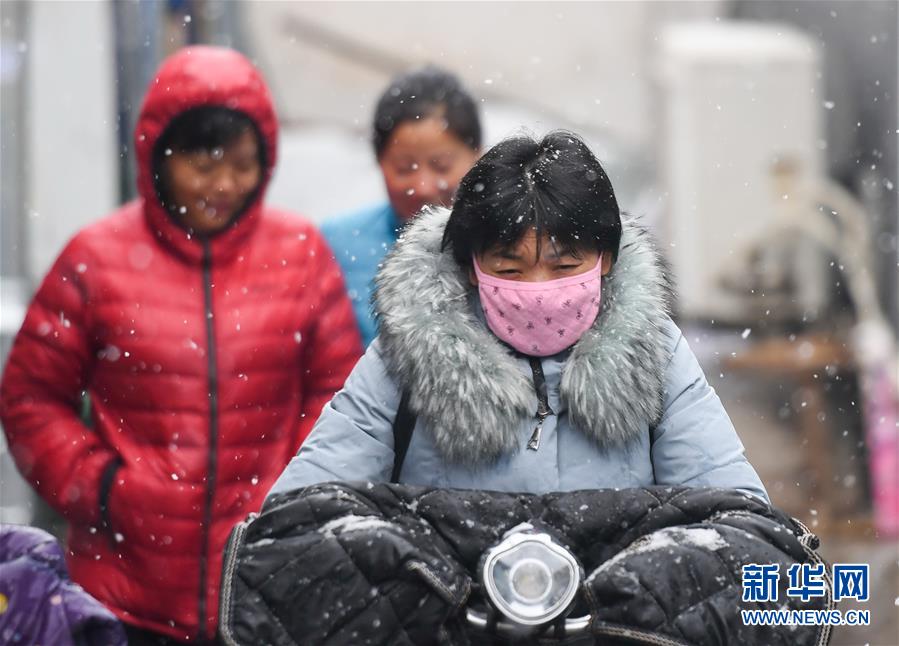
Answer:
top-left (0, 46), bottom-right (362, 643)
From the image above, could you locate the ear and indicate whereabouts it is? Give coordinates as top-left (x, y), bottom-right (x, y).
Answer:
top-left (600, 252), bottom-right (613, 277)
top-left (468, 265), bottom-right (479, 287)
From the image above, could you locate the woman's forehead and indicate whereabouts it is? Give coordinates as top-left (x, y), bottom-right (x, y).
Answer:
top-left (483, 230), bottom-right (585, 260)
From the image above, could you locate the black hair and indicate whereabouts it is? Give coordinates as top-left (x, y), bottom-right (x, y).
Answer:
top-left (152, 106), bottom-right (266, 215)
top-left (372, 65), bottom-right (481, 158)
top-left (155, 106), bottom-right (263, 158)
top-left (442, 131), bottom-right (622, 269)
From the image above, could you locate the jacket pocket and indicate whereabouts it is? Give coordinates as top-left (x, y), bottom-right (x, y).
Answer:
top-left (98, 457), bottom-right (123, 546)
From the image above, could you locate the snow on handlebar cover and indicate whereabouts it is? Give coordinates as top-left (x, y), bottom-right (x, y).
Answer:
top-left (219, 483), bottom-right (832, 646)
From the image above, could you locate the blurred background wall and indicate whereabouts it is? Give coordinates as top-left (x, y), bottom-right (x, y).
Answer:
top-left (1, 2), bottom-right (896, 642)
top-left (2, 1), bottom-right (896, 323)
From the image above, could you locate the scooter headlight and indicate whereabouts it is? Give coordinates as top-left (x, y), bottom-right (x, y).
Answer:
top-left (480, 523), bottom-right (582, 626)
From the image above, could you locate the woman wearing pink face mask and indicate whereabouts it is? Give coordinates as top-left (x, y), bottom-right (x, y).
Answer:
top-left (268, 132), bottom-right (768, 502)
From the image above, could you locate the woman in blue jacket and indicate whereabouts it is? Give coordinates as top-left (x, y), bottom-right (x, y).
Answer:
top-left (270, 132), bottom-right (768, 502)
top-left (321, 66), bottom-right (481, 346)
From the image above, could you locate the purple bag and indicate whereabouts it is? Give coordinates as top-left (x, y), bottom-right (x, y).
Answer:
top-left (0, 524), bottom-right (126, 646)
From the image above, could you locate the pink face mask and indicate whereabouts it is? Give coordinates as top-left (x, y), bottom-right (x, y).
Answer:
top-left (473, 254), bottom-right (603, 356)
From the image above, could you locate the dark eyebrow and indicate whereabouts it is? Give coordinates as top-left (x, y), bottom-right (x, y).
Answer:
top-left (497, 249), bottom-right (522, 260)
top-left (539, 247), bottom-right (582, 261)
top-left (554, 246), bottom-right (584, 260)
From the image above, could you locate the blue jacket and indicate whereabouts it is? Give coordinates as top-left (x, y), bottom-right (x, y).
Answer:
top-left (320, 202), bottom-right (402, 346)
top-left (270, 208), bottom-right (769, 503)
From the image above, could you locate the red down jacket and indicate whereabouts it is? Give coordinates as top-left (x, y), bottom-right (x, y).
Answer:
top-left (0, 47), bottom-right (362, 641)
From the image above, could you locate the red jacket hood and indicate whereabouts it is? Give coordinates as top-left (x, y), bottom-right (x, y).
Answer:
top-left (134, 46), bottom-right (279, 263)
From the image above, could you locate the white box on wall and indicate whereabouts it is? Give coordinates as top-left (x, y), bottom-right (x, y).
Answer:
top-left (657, 22), bottom-right (823, 323)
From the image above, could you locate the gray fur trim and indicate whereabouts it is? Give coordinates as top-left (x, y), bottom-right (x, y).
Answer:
top-left (374, 206), bottom-right (672, 464)
top-left (561, 216), bottom-right (673, 446)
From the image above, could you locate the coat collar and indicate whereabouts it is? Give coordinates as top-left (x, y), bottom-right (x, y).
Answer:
top-left (374, 206), bottom-right (673, 465)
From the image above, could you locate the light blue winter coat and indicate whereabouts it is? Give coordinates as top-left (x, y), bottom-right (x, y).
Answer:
top-left (269, 208), bottom-right (768, 502)
top-left (320, 202), bottom-right (402, 346)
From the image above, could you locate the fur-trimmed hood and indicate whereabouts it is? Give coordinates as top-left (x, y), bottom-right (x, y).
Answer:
top-left (374, 206), bottom-right (673, 465)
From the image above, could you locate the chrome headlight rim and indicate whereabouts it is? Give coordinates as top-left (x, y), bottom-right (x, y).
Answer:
top-left (480, 524), bottom-right (583, 626)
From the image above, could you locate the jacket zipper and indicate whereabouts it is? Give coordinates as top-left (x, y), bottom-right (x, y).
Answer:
top-left (527, 357), bottom-right (553, 450)
top-left (198, 240), bottom-right (219, 641)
